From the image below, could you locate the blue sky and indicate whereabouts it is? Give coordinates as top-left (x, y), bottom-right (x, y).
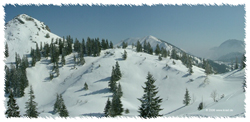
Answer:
top-left (4, 5), bottom-right (245, 57)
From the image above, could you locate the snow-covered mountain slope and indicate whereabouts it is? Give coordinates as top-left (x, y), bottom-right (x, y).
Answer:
top-left (4, 14), bottom-right (245, 118)
top-left (4, 46), bottom-right (245, 117)
top-left (207, 39), bottom-right (245, 62)
top-left (5, 14), bottom-right (61, 62)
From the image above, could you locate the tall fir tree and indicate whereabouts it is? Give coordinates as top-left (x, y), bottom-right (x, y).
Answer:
top-left (58, 94), bottom-right (69, 117)
top-left (104, 98), bottom-right (111, 117)
top-left (5, 90), bottom-right (20, 118)
top-left (138, 72), bottom-right (163, 118)
top-left (109, 89), bottom-right (123, 117)
top-left (183, 88), bottom-right (191, 106)
top-left (109, 66), bottom-right (117, 92)
top-left (114, 61), bottom-right (122, 81)
top-left (25, 86), bottom-right (39, 118)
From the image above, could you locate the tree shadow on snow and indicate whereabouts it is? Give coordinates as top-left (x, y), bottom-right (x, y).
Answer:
top-left (182, 73), bottom-right (191, 78)
top-left (81, 113), bottom-right (104, 117)
top-left (81, 88), bottom-right (110, 96)
top-left (94, 77), bottom-right (110, 83)
top-left (115, 58), bottom-right (124, 61)
top-left (164, 105), bottom-right (185, 116)
top-left (75, 88), bottom-right (85, 93)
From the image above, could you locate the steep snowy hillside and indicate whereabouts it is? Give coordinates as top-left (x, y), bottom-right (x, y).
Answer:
top-left (207, 39), bottom-right (245, 62)
top-left (5, 14), bottom-right (61, 62)
top-left (4, 46), bottom-right (245, 118)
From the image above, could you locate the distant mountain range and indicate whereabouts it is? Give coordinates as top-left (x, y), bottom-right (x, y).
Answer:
top-left (207, 39), bottom-right (245, 62)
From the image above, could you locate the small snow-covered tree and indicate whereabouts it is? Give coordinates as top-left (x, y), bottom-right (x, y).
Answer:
top-left (198, 102), bottom-right (203, 110)
top-left (183, 88), bottom-right (191, 106)
top-left (123, 50), bottom-right (127, 60)
top-left (84, 82), bottom-right (88, 90)
top-left (138, 72), bottom-right (163, 118)
top-left (5, 90), bottom-right (20, 118)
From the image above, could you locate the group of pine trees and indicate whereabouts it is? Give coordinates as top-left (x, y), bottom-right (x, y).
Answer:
top-left (104, 83), bottom-right (123, 117)
top-left (5, 86), bottom-right (39, 118)
top-left (104, 61), bottom-right (124, 117)
top-left (5, 54), bottom-right (29, 98)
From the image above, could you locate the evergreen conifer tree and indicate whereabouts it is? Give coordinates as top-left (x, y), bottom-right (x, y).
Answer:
top-left (154, 44), bottom-right (161, 55)
top-left (147, 42), bottom-right (153, 55)
top-left (241, 54), bottom-right (246, 69)
top-left (109, 67), bottom-right (117, 92)
top-left (104, 98), bottom-right (111, 117)
top-left (58, 95), bottom-right (69, 117)
top-left (25, 86), bottom-right (39, 118)
top-left (123, 50), bottom-right (127, 60)
top-left (5, 43), bottom-right (9, 58)
top-left (136, 41), bottom-right (142, 52)
top-left (84, 82), bottom-right (88, 90)
top-left (138, 72), bottom-right (163, 118)
top-left (110, 41), bottom-right (113, 49)
top-left (183, 88), bottom-right (191, 106)
top-left (109, 89), bottom-right (123, 117)
top-left (117, 83), bottom-right (123, 98)
top-left (53, 94), bottom-right (60, 113)
top-left (114, 61), bottom-right (122, 81)
top-left (5, 90), bottom-right (20, 118)
top-left (4, 65), bottom-right (11, 95)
